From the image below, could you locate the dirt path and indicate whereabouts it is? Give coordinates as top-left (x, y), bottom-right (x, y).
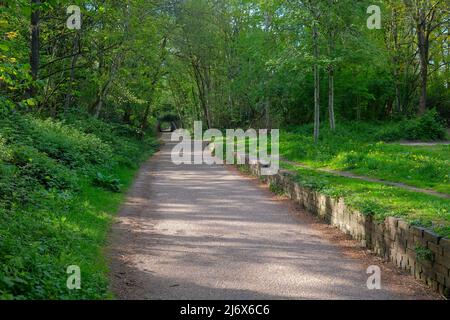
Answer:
top-left (397, 141), bottom-right (450, 146)
top-left (108, 138), bottom-right (440, 300)
top-left (281, 159), bottom-right (450, 200)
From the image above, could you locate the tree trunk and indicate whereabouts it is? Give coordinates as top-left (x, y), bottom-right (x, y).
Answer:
top-left (328, 67), bottom-right (335, 130)
top-left (327, 32), bottom-right (335, 131)
top-left (265, 100), bottom-right (271, 130)
top-left (394, 65), bottom-right (401, 114)
top-left (123, 105), bottom-right (132, 124)
top-left (356, 95), bottom-right (361, 120)
top-left (64, 32), bottom-right (80, 112)
top-left (418, 26), bottom-right (428, 115)
top-left (29, 0), bottom-right (40, 96)
top-left (416, 5), bottom-right (429, 115)
top-left (94, 79), bottom-right (112, 118)
top-left (94, 94), bottom-right (104, 118)
top-left (391, 7), bottom-right (402, 115)
top-left (93, 50), bottom-right (124, 118)
top-left (313, 22), bottom-right (320, 143)
top-left (192, 60), bottom-right (212, 129)
top-left (140, 102), bottom-right (152, 133)
top-left (139, 37), bottom-right (168, 132)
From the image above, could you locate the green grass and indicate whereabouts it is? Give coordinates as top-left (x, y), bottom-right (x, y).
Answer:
top-left (279, 122), bottom-right (450, 194)
top-left (212, 119), bottom-right (449, 238)
top-left (282, 163), bottom-right (450, 238)
top-left (278, 120), bottom-right (449, 237)
top-left (0, 113), bottom-right (158, 299)
top-left (0, 166), bottom-right (144, 300)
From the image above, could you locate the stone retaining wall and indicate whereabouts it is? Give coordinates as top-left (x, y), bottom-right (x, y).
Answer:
top-left (241, 162), bottom-right (449, 297)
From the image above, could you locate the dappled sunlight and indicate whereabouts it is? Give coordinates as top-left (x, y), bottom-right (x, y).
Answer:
top-left (109, 142), bottom-right (406, 300)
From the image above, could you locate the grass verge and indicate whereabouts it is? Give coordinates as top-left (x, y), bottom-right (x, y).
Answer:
top-left (282, 163), bottom-right (450, 238)
top-left (0, 113), bottom-right (158, 299)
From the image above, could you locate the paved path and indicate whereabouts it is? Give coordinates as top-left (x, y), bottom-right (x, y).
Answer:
top-left (397, 141), bottom-right (450, 146)
top-left (109, 138), bottom-right (434, 300)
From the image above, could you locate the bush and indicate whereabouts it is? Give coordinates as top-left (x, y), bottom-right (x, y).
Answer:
top-left (0, 112), bottom-right (158, 299)
top-left (22, 117), bottom-right (114, 170)
top-left (92, 172), bottom-right (122, 193)
top-left (0, 136), bottom-right (12, 162)
top-left (404, 109), bottom-right (447, 140)
top-left (0, 164), bottom-right (39, 209)
top-left (377, 109), bottom-right (447, 141)
top-left (10, 145), bottom-right (78, 191)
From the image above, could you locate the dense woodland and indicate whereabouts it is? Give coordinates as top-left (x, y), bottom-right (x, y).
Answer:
top-left (1, 0), bottom-right (449, 132)
top-left (0, 0), bottom-right (449, 299)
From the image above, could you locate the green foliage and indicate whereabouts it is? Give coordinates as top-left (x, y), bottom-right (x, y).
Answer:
top-left (281, 121), bottom-right (449, 237)
top-left (0, 113), bottom-right (158, 300)
top-left (284, 165), bottom-right (450, 238)
top-left (377, 110), bottom-right (448, 142)
top-left (415, 246), bottom-right (434, 263)
top-left (22, 117), bottom-right (113, 170)
top-left (281, 122), bottom-right (450, 194)
top-left (269, 181), bottom-right (285, 196)
top-left (237, 164), bottom-right (251, 175)
top-left (66, 116), bottom-right (158, 168)
top-left (93, 172), bottom-right (122, 193)
top-left (11, 144), bottom-right (78, 191)
top-left (1, 0), bottom-right (448, 299)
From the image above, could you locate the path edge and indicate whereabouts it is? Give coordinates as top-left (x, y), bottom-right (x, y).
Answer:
top-left (231, 159), bottom-right (450, 299)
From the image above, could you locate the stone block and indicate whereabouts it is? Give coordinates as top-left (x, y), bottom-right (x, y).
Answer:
top-left (406, 248), bottom-right (417, 261)
top-left (426, 278), bottom-right (439, 291)
top-left (412, 235), bottom-right (427, 248)
top-left (436, 273), bottom-right (445, 286)
top-left (397, 220), bottom-right (410, 233)
top-left (373, 222), bottom-right (385, 235)
top-left (427, 241), bottom-right (443, 256)
top-left (439, 238), bottom-right (450, 251)
top-left (421, 268), bottom-right (436, 281)
top-left (419, 260), bottom-right (435, 279)
top-left (385, 225), bottom-right (397, 241)
top-left (434, 263), bottom-right (449, 278)
top-left (435, 253), bottom-right (450, 268)
top-left (423, 230), bottom-right (441, 245)
top-left (438, 283), bottom-right (448, 296)
top-left (386, 216), bottom-right (399, 229)
top-left (410, 226), bottom-right (425, 238)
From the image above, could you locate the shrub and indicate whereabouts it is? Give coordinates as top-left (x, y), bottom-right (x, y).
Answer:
top-left (377, 109), bottom-right (447, 141)
top-left (415, 246), bottom-right (434, 262)
top-left (21, 117), bottom-right (114, 170)
top-left (269, 181), bottom-right (285, 195)
top-left (0, 136), bottom-right (12, 162)
top-left (404, 109), bottom-right (447, 140)
top-left (338, 151), bottom-right (366, 170)
top-left (0, 112), bottom-right (158, 299)
top-left (92, 172), bottom-right (122, 193)
top-left (0, 164), bottom-right (39, 209)
top-left (10, 145), bottom-right (78, 191)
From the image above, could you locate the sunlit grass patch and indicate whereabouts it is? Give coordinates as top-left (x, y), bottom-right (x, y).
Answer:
top-left (282, 163), bottom-right (450, 238)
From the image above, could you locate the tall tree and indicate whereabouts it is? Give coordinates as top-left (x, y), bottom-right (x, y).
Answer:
top-left (29, 0), bottom-right (40, 96)
top-left (404, 0), bottom-right (447, 114)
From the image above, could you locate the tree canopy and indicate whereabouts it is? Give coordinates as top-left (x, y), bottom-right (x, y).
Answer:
top-left (1, 0), bottom-right (449, 133)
